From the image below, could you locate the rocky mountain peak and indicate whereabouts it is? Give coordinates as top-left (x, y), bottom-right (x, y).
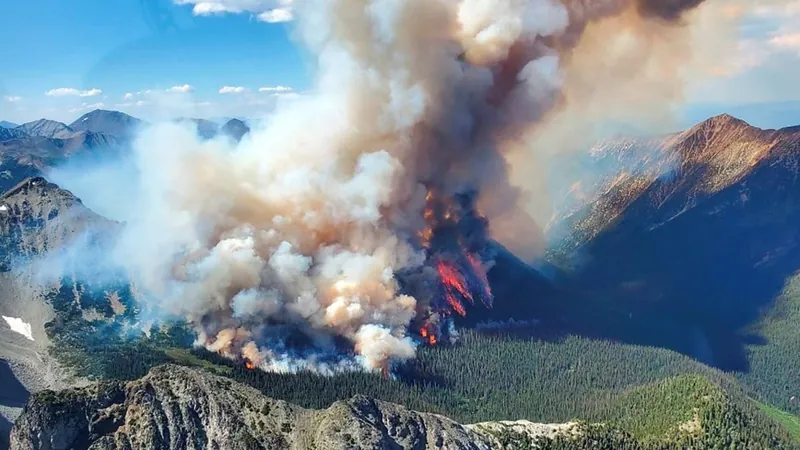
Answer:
top-left (0, 177), bottom-right (116, 270)
top-left (69, 110), bottom-right (143, 138)
top-left (15, 120), bottom-right (75, 139)
top-left (9, 364), bottom-right (494, 450)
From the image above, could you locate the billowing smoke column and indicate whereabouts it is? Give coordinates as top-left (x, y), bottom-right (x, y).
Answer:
top-left (117, 0), bottom-right (706, 374)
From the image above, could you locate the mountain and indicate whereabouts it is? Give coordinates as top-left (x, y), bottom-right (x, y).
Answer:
top-left (0, 177), bottom-right (122, 445)
top-left (0, 131), bottom-right (122, 191)
top-left (543, 114), bottom-right (800, 409)
top-left (0, 128), bottom-right (27, 142)
top-left (0, 122), bottom-right (18, 129)
top-left (0, 158), bottom-right (41, 193)
top-left (69, 110), bottom-right (143, 138)
top-left (0, 177), bottom-right (118, 268)
top-left (221, 118), bottom-right (250, 141)
top-left (10, 364), bottom-right (795, 449)
top-left (183, 118), bottom-right (219, 139)
top-left (175, 118), bottom-right (251, 141)
top-left (15, 120), bottom-right (75, 139)
top-left (9, 364), bottom-right (494, 450)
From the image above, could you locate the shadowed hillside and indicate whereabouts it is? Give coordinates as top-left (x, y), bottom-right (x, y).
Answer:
top-left (547, 114), bottom-right (800, 374)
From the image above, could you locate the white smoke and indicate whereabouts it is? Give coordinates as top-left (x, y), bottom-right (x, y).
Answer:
top-left (69, 0), bottom-right (712, 373)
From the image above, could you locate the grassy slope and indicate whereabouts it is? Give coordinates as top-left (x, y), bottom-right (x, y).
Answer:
top-left (737, 272), bottom-right (800, 416)
top-left (491, 374), bottom-right (794, 449)
top-left (757, 402), bottom-right (800, 440)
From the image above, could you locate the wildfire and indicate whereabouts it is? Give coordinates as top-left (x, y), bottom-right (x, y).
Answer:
top-left (436, 259), bottom-right (472, 316)
top-left (419, 324), bottom-right (438, 346)
top-left (411, 186), bottom-right (496, 347)
top-left (245, 359), bottom-right (255, 370)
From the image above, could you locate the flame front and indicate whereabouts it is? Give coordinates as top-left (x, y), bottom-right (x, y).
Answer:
top-left (413, 187), bottom-right (495, 345)
top-left (436, 259), bottom-right (472, 316)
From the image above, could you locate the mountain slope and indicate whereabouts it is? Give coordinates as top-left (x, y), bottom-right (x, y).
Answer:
top-left (544, 114), bottom-right (800, 405)
top-left (0, 122), bottom-right (18, 129)
top-left (15, 120), bottom-right (75, 139)
top-left (11, 363), bottom-right (797, 450)
top-left (10, 364), bottom-right (494, 450)
top-left (176, 118), bottom-right (251, 141)
top-left (221, 118), bottom-right (250, 141)
top-left (0, 177), bottom-right (117, 268)
top-left (0, 129), bottom-right (27, 142)
top-left (0, 131), bottom-right (122, 192)
top-left (180, 118), bottom-right (219, 139)
top-left (69, 110), bottom-right (143, 138)
top-left (0, 178), bottom-right (120, 444)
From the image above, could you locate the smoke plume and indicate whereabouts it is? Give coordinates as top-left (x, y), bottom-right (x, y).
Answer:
top-left (71, 0), bottom-right (714, 373)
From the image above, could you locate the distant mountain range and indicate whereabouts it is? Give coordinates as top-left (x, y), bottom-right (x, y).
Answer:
top-left (0, 109), bottom-right (251, 191)
top-left (0, 121), bottom-right (18, 129)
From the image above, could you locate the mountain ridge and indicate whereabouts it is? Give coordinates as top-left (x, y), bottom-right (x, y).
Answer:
top-left (9, 364), bottom-right (497, 450)
top-left (68, 110), bottom-right (143, 138)
top-left (15, 120), bottom-right (75, 139)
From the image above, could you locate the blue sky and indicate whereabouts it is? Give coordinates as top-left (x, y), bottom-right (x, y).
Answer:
top-left (1, 0), bottom-right (800, 128)
top-left (0, 0), bottom-right (308, 123)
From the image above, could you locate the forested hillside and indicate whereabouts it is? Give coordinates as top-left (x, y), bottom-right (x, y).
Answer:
top-left (45, 318), bottom-right (800, 447)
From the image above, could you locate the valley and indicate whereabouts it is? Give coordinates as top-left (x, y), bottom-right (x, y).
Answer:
top-left (1, 110), bottom-right (800, 448)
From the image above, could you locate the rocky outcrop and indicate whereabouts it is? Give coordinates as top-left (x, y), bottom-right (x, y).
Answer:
top-left (0, 177), bottom-right (118, 269)
top-left (15, 120), bottom-right (76, 139)
top-left (10, 365), bottom-right (494, 450)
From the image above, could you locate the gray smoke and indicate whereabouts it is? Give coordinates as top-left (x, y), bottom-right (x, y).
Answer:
top-left (51, 0), bottom-right (719, 373)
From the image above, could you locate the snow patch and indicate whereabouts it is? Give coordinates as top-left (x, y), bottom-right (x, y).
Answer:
top-left (0, 204), bottom-right (7, 212)
top-left (2, 316), bottom-right (34, 341)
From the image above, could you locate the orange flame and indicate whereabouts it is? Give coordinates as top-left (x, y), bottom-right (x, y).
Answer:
top-left (420, 325), bottom-right (438, 345)
top-left (245, 360), bottom-right (255, 370)
top-left (417, 187), bottom-right (494, 346)
top-left (436, 260), bottom-right (472, 316)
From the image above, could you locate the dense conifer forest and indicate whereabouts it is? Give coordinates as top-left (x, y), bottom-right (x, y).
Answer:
top-left (41, 265), bottom-right (800, 448)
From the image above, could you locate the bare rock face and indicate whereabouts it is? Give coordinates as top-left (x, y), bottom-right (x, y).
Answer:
top-left (10, 365), bottom-right (494, 450)
top-left (0, 177), bottom-right (117, 269)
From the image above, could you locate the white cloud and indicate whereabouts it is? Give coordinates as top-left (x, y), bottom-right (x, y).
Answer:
top-left (258, 7), bottom-right (292, 23)
top-left (173, 0), bottom-right (294, 22)
top-left (770, 31), bottom-right (800, 49)
top-left (258, 85), bottom-right (293, 93)
top-left (4, 96), bottom-right (22, 103)
top-left (68, 102), bottom-right (105, 113)
top-left (116, 100), bottom-right (149, 108)
top-left (45, 87), bottom-right (103, 97)
top-left (168, 84), bottom-right (194, 93)
top-left (219, 86), bottom-right (247, 94)
top-left (81, 88), bottom-right (103, 97)
top-left (124, 92), bottom-right (135, 100)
